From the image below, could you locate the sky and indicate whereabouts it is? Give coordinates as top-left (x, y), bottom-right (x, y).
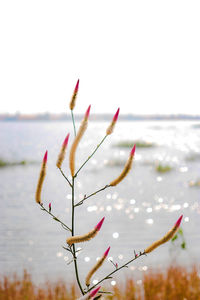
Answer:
top-left (0, 0), bottom-right (200, 115)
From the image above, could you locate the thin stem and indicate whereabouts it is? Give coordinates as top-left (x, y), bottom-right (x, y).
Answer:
top-left (75, 185), bottom-right (111, 207)
top-left (59, 168), bottom-right (72, 187)
top-left (40, 204), bottom-right (72, 232)
top-left (87, 251), bottom-right (146, 293)
top-left (75, 135), bottom-right (108, 177)
top-left (71, 177), bottom-right (84, 295)
top-left (71, 110), bottom-right (76, 137)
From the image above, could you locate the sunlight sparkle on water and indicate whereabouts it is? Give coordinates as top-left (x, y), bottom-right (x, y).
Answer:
top-left (93, 280), bottom-right (98, 285)
top-left (184, 217), bottom-right (189, 222)
top-left (157, 176), bottom-right (163, 182)
top-left (183, 202), bottom-right (189, 208)
top-left (56, 252), bottom-right (63, 258)
top-left (169, 204), bottom-right (181, 212)
top-left (111, 280), bottom-right (116, 286)
top-left (146, 219), bottom-right (154, 225)
top-left (146, 207), bottom-right (153, 213)
top-left (113, 232), bottom-right (119, 239)
top-left (130, 199), bottom-right (136, 205)
top-left (84, 257), bottom-right (90, 262)
top-left (106, 205), bottom-right (112, 212)
top-left (87, 205), bottom-right (98, 212)
top-left (134, 208), bottom-right (139, 213)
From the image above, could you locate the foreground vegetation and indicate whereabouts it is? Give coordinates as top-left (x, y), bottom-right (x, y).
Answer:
top-left (1, 265), bottom-right (200, 300)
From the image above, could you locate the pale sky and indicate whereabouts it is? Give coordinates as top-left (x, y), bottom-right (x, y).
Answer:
top-left (0, 0), bottom-right (200, 115)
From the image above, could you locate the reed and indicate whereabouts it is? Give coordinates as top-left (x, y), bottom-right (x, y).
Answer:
top-left (1, 265), bottom-right (200, 299)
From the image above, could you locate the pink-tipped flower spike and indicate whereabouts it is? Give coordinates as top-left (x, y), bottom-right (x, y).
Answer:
top-left (109, 144), bottom-right (135, 186)
top-left (106, 108), bottom-right (120, 135)
top-left (85, 246), bottom-right (109, 286)
top-left (69, 79), bottom-right (79, 110)
top-left (89, 286), bottom-right (101, 298)
top-left (66, 217), bottom-right (105, 246)
top-left (130, 144), bottom-right (136, 157)
top-left (95, 217), bottom-right (105, 231)
top-left (116, 263), bottom-right (118, 268)
top-left (49, 202), bottom-right (51, 213)
top-left (74, 79), bottom-right (79, 93)
top-left (113, 107), bottom-right (120, 122)
top-left (56, 133), bottom-right (70, 169)
top-left (145, 215), bottom-right (184, 254)
top-left (84, 105), bottom-right (91, 121)
top-left (175, 215), bottom-right (183, 228)
top-left (35, 151), bottom-right (48, 204)
top-left (63, 133), bottom-right (70, 147)
top-left (104, 246), bottom-right (110, 258)
top-left (43, 150), bottom-right (48, 163)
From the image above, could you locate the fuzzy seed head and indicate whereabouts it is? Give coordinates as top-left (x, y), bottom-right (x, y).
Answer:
top-left (69, 79), bottom-right (79, 110)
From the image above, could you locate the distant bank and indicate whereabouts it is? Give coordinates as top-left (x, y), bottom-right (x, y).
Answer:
top-left (0, 113), bottom-right (200, 121)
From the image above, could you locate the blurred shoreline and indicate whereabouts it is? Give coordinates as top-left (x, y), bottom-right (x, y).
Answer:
top-left (1, 112), bottom-right (200, 122)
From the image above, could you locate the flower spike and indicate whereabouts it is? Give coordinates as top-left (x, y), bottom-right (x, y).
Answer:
top-left (95, 217), bottom-right (105, 231)
top-left (106, 108), bottom-right (120, 135)
top-left (109, 144), bottom-right (136, 186)
top-left (85, 247), bottom-right (110, 286)
top-left (66, 217), bottom-right (105, 246)
top-left (69, 106), bottom-right (91, 176)
top-left (145, 215), bottom-right (183, 253)
top-left (35, 151), bottom-right (48, 204)
top-left (56, 133), bottom-right (70, 169)
top-left (69, 79), bottom-right (79, 110)
top-left (77, 286), bottom-right (101, 300)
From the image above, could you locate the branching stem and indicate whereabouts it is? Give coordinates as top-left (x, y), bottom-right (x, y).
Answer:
top-left (71, 110), bottom-right (76, 137)
top-left (40, 204), bottom-right (72, 232)
top-left (59, 168), bottom-right (72, 187)
top-left (87, 251), bottom-right (146, 293)
top-left (71, 177), bottom-right (84, 295)
top-left (75, 135), bottom-right (108, 177)
top-left (75, 184), bottom-right (111, 207)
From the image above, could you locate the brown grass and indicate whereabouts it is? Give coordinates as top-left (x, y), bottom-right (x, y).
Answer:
top-left (1, 265), bottom-right (200, 300)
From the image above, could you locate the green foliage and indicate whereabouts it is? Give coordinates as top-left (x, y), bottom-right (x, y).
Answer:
top-left (155, 164), bottom-right (172, 173)
top-left (113, 140), bottom-right (155, 148)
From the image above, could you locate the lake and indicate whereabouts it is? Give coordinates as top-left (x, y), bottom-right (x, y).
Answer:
top-left (0, 120), bottom-right (200, 286)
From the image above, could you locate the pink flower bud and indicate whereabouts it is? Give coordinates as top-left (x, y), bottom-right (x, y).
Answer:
top-left (113, 108), bottom-right (120, 122)
top-left (74, 79), bottom-right (79, 93)
top-left (130, 145), bottom-right (136, 157)
top-left (63, 133), bottom-right (70, 147)
top-left (95, 217), bottom-right (105, 231)
top-left (49, 202), bottom-right (51, 212)
top-left (43, 150), bottom-right (48, 163)
top-left (116, 263), bottom-right (118, 268)
top-left (175, 215), bottom-right (183, 228)
top-left (85, 105), bottom-right (91, 120)
top-left (89, 286), bottom-right (101, 297)
top-left (104, 246), bottom-right (110, 258)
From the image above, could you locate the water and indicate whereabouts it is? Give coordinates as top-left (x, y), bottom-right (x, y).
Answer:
top-left (0, 120), bottom-right (200, 286)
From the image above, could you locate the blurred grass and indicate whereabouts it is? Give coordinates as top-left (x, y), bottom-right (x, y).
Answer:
top-left (113, 140), bottom-right (155, 148)
top-left (0, 158), bottom-right (37, 168)
top-left (1, 265), bottom-right (200, 299)
top-left (155, 163), bottom-right (172, 173)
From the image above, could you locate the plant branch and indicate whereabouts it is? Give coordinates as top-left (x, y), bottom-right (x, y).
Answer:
top-left (71, 110), bottom-right (76, 137)
top-left (75, 184), bottom-right (111, 207)
top-left (40, 204), bottom-right (72, 232)
top-left (87, 251), bottom-right (146, 293)
top-left (75, 135), bottom-right (108, 177)
top-left (71, 177), bottom-right (84, 295)
top-left (59, 168), bottom-right (72, 187)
